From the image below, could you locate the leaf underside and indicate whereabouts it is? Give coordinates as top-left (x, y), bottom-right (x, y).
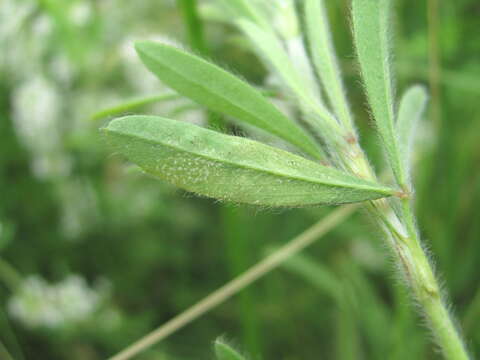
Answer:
top-left (103, 116), bottom-right (394, 207)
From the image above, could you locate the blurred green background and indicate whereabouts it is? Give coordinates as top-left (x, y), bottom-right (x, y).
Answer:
top-left (0, 0), bottom-right (479, 359)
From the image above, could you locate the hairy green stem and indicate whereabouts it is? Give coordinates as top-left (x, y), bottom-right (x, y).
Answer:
top-left (394, 200), bottom-right (469, 360)
top-left (348, 146), bottom-right (468, 359)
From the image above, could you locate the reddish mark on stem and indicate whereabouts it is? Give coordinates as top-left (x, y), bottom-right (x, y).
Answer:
top-left (395, 190), bottom-right (410, 199)
top-left (345, 133), bottom-right (357, 144)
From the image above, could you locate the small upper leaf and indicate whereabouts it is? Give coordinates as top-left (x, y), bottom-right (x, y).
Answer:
top-left (238, 20), bottom-right (340, 134)
top-left (103, 115), bottom-right (395, 207)
top-left (305, 0), bottom-right (354, 131)
top-left (351, 0), bottom-right (405, 185)
top-left (397, 85), bottom-right (428, 174)
top-left (214, 338), bottom-right (247, 360)
top-left (216, 0), bottom-right (268, 28)
top-left (135, 41), bottom-right (322, 159)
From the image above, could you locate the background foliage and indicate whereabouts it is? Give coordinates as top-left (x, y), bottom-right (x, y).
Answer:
top-left (0, 0), bottom-right (479, 359)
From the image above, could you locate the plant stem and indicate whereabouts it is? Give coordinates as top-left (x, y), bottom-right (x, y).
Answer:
top-left (393, 200), bottom-right (469, 360)
top-left (349, 148), bottom-right (468, 359)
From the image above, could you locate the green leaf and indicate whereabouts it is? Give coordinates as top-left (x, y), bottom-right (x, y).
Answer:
top-left (135, 41), bottom-right (323, 159)
top-left (90, 92), bottom-right (181, 121)
top-left (214, 338), bottom-right (246, 360)
top-left (237, 20), bottom-right (341, 134)
top-left (216, 0), bottom-right (268, 28)
top-left (305, 0), bottom-right (354, 131)
top-left (396, 85), bottom-right (428, 173)
top-left (103, 116), bottom-right (395, 207)
top-left (351, 0), bottom-right (405, 185)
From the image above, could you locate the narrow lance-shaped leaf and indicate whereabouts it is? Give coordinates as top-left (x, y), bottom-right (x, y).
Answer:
top-left (135, 41), bottom-right (323, 159)
top-left (351, 0), bottom-right (405, 185)
top-left (103, 116), bottom-right (395, 207)
top-left (269, 1), bottom-right (322, 108)
top-left (90, 92), bottom-right (181, 121)
top-left (397, 85), bottom-right (428, 174)
top-left (237, 20), bottom-right (341, 134)
top-left (214, 338), bottom-right (247, 360)
top-left (216, 0), bottom-right (268, 28)
top-left (305, 0), bottom-right (354, 131)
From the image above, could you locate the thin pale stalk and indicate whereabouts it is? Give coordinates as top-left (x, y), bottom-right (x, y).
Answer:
top-left (107, 204), bottom-right (357, 360)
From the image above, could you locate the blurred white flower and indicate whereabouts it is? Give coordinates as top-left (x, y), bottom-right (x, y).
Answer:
top-left (0, 0), bottom-right (41, 72)
top-left (59, 179), bottom-right (99, 241)
top-left (8, 275), bottom-right (110, 330)
top-left (121, 36), bottom-right (164, 94)
top-left (49, 54), bottom-right (75, 86)
top-left (0, 0), bottom-right (35, 42)
top-left (12, 76), bottom-right (71, 178)
top-left (120, 35), bottom-right (183, 94)
top-left (70, 1), bottom-right (92, 27)
top-left (12, 76), bottom-right (60, 149)
top-left (31, 13), bottom-right (54, 38)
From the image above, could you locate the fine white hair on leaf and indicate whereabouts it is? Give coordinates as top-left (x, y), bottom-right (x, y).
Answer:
top-left (103, 115), bottom-right (396, 208)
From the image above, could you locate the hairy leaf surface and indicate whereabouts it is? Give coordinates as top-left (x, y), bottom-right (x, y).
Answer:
top-left (135, 41), bottom-right (322, 159)
top-left (305, 0), bottom-right (354, 130)
top-left (397, 85), bottom-right (428, 173)
top-left (103, 116), bottom-right (395, 207)
top-left (238, 20), bottom-right (340, 133)
top-left (351, 0), bottom-right (405, 184)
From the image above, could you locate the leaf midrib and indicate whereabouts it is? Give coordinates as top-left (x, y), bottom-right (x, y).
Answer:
top-left (106, 126), bottom-right (393, 195)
